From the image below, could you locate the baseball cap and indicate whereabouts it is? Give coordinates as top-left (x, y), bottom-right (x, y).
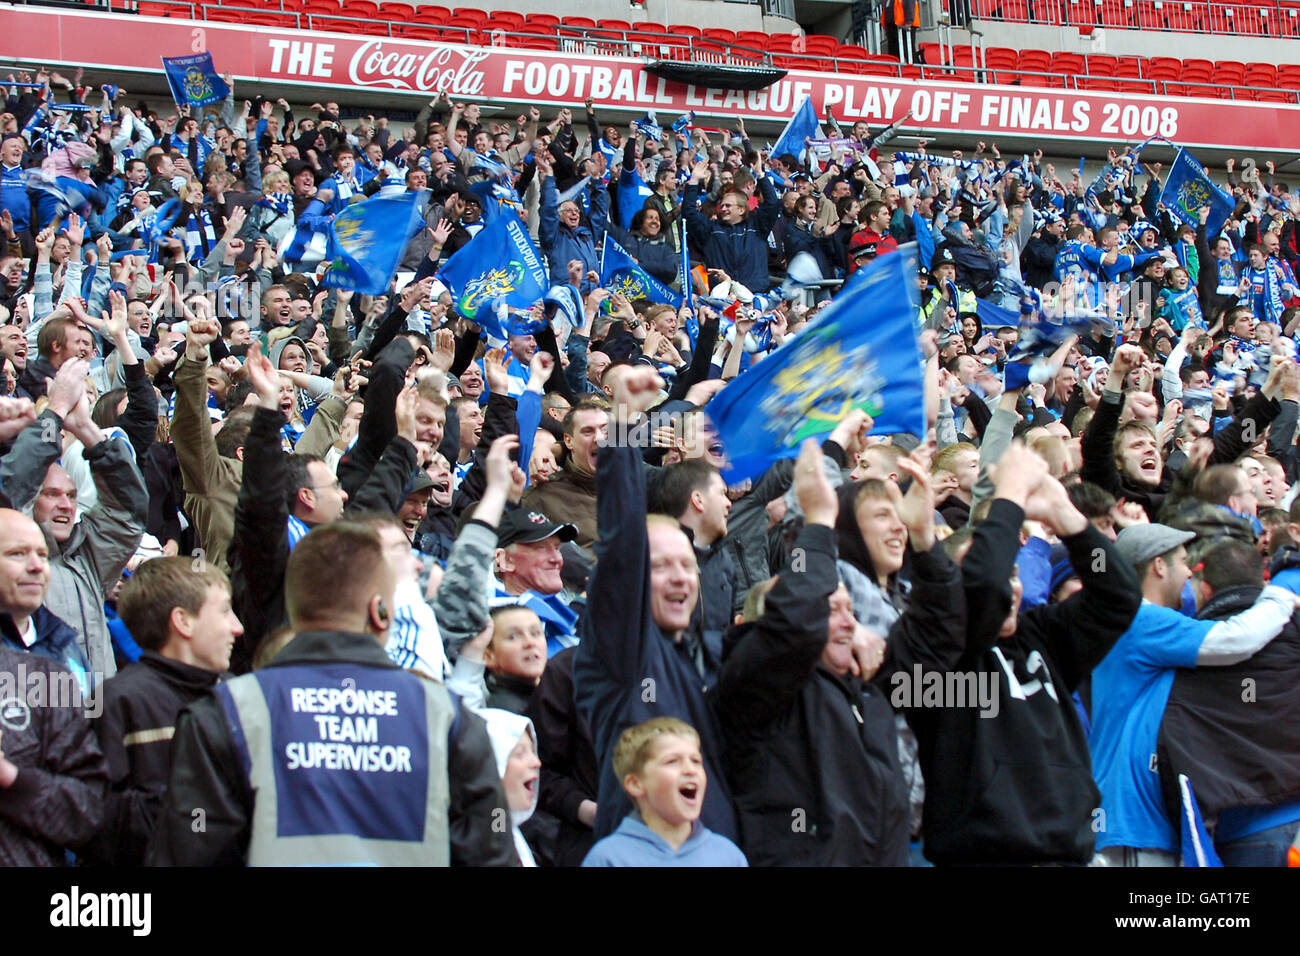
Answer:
top-left (1114, 524), bottom-right (1195, 568)
top-left (407, 471), bottom-right (436, 496)
top-left (497, 509), bottom-right (579, 548)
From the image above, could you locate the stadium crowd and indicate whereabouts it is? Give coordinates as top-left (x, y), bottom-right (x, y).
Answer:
top-left (1, 60), bottom-right (1299, 868)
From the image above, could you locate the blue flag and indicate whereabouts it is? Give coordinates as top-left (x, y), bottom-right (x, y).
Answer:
top-left (706, 245), bottom-right (925, 482)
top-left (770, 96), bottom-right (821, 166)
top-left (439, 213), bottom-right (548, 324)
top-left (616, 166), bottom-right (654, 230)
top-left (601, 233), bottom-right (683, 310)
top-left (321, 193), bottom-right (423, 296)
top-left (161, 53), bottom-right (230, 109)
top-left (1160, 148), bottom-right (1235, 239)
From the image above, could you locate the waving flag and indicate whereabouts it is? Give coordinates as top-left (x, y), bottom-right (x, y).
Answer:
top-left (770, 95), bottom-right (821, 166)
top-left (617, 165), bottom-right (654, 230)
top-left (161, 53), bottom-right (230, 109)
top-left (1178, 775), bottom-right (1223, 867)
top-left (706, 245), bottom-right (925, 482)
top-left (439, 212), bottom-right (548, 324)
top-left (1160, 148), bottom-right (1235, 238)
top-left (320, 192), bottom-right (423, 295)
top-left (601, 233), bottom-right (683, 310)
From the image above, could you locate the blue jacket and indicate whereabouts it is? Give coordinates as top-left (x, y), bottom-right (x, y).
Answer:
top-left (582, 814), bottom-right (747, 866)
top-left (573, 440), bottom-right (739, 842)
top-left (682, 176), bottom-right (781, 293)
top-left (539, 176), bottom-right (608, 294)
top-left (0, 607), bottom-right (92, 695)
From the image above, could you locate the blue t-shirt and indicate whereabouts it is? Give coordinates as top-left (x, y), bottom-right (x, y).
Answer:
top-left (1090, 601), bottom-right (1210, 852)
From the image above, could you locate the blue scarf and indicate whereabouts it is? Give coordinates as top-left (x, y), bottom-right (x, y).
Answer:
top-left (257, 191), bottom-right (293, 216)
top-left (1244, 266), bottom-right (1285, 324)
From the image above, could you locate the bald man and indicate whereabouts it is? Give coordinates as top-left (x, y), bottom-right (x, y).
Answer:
top-left (0, 509), bottom-right (91, 686)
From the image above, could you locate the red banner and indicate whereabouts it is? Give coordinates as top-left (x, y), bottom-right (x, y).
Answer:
top-left (2, 5), bottom-right (1297, 151)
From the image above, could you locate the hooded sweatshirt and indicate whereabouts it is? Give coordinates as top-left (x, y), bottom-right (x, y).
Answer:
top-left (482, 708), bottom-right (539, 867)
top-left (582, 813), bottom-right (747, 867)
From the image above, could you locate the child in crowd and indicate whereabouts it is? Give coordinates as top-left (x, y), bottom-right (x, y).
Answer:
top-left (582, 718), bottom-right (747, 867)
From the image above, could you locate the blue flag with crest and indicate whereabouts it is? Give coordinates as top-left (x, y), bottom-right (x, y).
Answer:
top-left (320, 192), bottom-right (423, 295)
top-left (601, 233), bottom-right (683, 310)
top-left (439, 213), bottom-right (548, 324)
top-left (1160, 148), bottom-right (1235, 238)
top-left (161, 53), bottom-right (230, 109)
top-left (705, 245), bottom-right (925, 482)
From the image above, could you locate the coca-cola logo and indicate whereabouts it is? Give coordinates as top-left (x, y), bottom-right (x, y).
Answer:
top-left (348, 41), bottom-right (488, 95)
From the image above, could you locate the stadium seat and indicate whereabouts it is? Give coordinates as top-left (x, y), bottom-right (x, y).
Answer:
top-left (299, 0), bottom-right (342, 13)
top-left (767, 33), bottom-right (799, 53)
top-left (803, 35), bottom-right (840, 57)
top-left (703, 27), bottom-right (737, 43)
top-left (900, 64), bottom-right (923, 78)
top-left (413, 5), bottom-right (452, 23)
top-left (560, 15), bottom-right (596, 29)
top-left (1017, 49), bottom-right (1052, 73)
top-left (735, 30), bottom-right (769, 48)
top-left (1137, 2), bottom-right (1163, 29)
top-left (669, 23), bottom-right (703, 37)
top-left (1050, 51), bottom-right (1085, 74)
top-left (1143, 56), bottom-right (1181, 79)
top-left (1244, 61), bottom-right (1278, 86)
top-left (341, 0), bottom-right (379, 17)
top-left (1180, 58), bottom-right (1213, 80)
top-left (1078, 76), bottom-right (1119, 90)
top-left (523, 12), bottom-right (559, 30)
top-left (451, 6), bottom-right (487, 24)
top-left (918, 42), bottom-right (942, 65)
top-left (1001, 0), bottom-right (1029, 18)
top-left (634, 21), bottom-right (670, 34)
top-left (1213, 60), bottom-right (1246, 86)
top-left (395, 23), bottom-right (444, 39)
top-left (597, 18), bottom-right (633, 32)
top-left (1114, 56), bottom-right (1144, 77)
top-left (488, 10), bottom-right (526, 31)
top-left (1277, 64), bottom-right (1300, 88)
top-left (1086, 54), bottom-right (1117, 75)
top-left (379, 3), bottom-right (416, 20)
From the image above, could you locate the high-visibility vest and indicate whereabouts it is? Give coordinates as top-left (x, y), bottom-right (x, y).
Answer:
top-left (216, 661), bottom-right (456, 866)
top-left (884, 0), bottom-right (921, 28)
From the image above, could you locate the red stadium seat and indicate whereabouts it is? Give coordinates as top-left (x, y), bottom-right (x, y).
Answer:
top-left (1113, 77), bottom-right (1154, 94)
top-left (1243, 61), bottom-right (1278, 85)
top-left (633, 21), bottom-right (670, 34)
top-left (451, 6), bottom-right (487, 23)
top-left (1078, 76), bottom-right (1119, 90)
top-left (413, 5), bottom-right (452, 23)
top-left (1143, 56), bottom-right (1181, 79)
top-left (513, 35), bottom-right (558, 50)
top-left (395, 23), bottom-right (444, 39)
top-left (522, 12), bottom-right (559, 29)
top-left (597, 18), bottom-right (633, 32)
top-left (669, 23), bottom-right (703, 37)
top-left (488, 10), bottom-right (526, 31)
top-left (1180, 58), bottom-right (1213, 80)
top-left (1086, 54), bottom-right (1118, 75)
top-left (1050, 50), bottom-right (1085, 74)
top-left (560, 15), bottom-right (596, 29)
top-left (1213, 60), bottom-right (1246, 85)
top-left (342, 0), bottom-right (379, 17)
top-left (899, 64), bottom-right (923, 78)
top-left (1277, 65), bottom-right (1300, 88)
top-left (379, 3), bottom-right (416, 20)
top-left (767, 33), bottom-right (799, 53)
top-left (1137, 2), bottom-right (1163, 29)
top-left (1252, 88), bottom-right (1295, 102)
top-left (1114, 56), bottom-right (1144, 77)
top-left (1017, 48), bottom-right (1052, 72)
top-left (1283, 4), bottom-right (1300, 39)
top-left (804, 35), bottom-right (840, 57)
top-left (918, 42), bottom-right (942, 65)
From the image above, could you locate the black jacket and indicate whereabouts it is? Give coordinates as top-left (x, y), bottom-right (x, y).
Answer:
top-left (84, 651), bottom-right (219, 865)
top-left (0, 645), bottom-right (107, 866)
top-left (682, 178), bottom-right (781, 293)
top-left (525, 646), bottom-right (597, 867)
top-left (573, 441), bottom-right (737, 841)
top-left (145, 630), bottom-right (516, 866)
top-left (1020, 233), bottom-right (1061, 289)
top-left (911, 500), bottom-right (1141, 865)
top-left (716, 523), bottom-right (966, 867)
top-left (1157, 577), bottom-right (1300, 827)
top-left (228, 405), bottom-right (418, 670)
top-left (1081, 388), bottom-right (1280, 522)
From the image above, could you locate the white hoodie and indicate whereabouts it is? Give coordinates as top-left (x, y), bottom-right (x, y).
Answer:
top-left (481, 708), bottom-right (538, 868)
